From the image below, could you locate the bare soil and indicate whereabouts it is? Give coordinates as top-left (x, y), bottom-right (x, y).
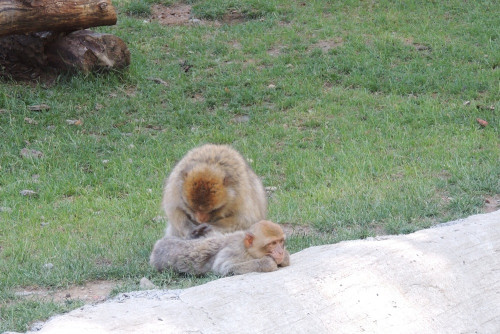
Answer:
top-left (483, 194), bottom-right (500, 213)
top-left (15, 280), bottom-right (118, 304)
top-left (309, 38), bottom-right (344, 52)
top-left (151, 4), bottom-right (247, 26)
top-left (151, 4), bottom-right (194, 25)
top-left (281, 223), bottom-right (321, 237)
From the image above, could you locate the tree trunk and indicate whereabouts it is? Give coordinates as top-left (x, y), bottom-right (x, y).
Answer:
top-left (0, 0), bottom-right (117, 37)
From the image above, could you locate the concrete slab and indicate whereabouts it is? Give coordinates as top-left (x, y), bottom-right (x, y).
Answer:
top-left (22, 210), bottom-right (500, 334)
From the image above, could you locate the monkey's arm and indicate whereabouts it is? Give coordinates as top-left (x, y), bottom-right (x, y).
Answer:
top-left (222, 256), bottom-right (278, 275)
top-left (188, 223), bottom-right (212, 239)
top-left (279, 250), bottom-right (291, 267)
top-left (165, 208), bottom-right (198, 238)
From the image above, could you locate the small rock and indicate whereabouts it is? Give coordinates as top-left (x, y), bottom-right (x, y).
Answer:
top-left (28, 104), bottom-right (50, 111)
top-left (476, 118), bottom-right (488, 127)
top-left (463, 101), bottom-right (471, 106)
top-left (233, 115), bottom-right (250, 123)
top-left (148, 77), bottom-right (169, 86)
top-left (140, 277), bottom-right (157, 290)
top-left (476, 105), bottom-right (495, 111)
top-left (66, 119), bottom-right (83, 126)
top-left (267, 84), bottom-right (276, 89)
top-left (20, 148), bottom-right (44, 159)
top-left (24, 117), bottom-right (39, 125)
top-left (20, 190), bottom-right (38, 197)
top-left (43, 263), bottom-right (54, 270)
top-left (30, 322), bottom-right (45, 331)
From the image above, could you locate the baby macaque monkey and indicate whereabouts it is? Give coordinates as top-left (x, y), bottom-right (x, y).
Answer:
top-left (161, 144), bottom-right (267, 238)
top-left (150, 220), bottom-right (290, 276)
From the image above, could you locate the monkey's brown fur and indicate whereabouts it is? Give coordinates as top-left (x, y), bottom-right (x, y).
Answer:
top-left (150, 220), bottom-right (290, 276)
top-left (161, 144), bottom-right (267, 238)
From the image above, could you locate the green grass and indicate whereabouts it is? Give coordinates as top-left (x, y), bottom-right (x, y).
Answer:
top-left (1, 0), bottom-right (499, 331)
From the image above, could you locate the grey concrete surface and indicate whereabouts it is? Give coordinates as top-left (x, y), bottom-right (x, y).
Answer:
top-left (20, 210), bottom-right (500, 334)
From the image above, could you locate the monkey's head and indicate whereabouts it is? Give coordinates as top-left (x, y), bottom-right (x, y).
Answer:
top-left (245, 220), bottom-right (286, 265)
top-left (182, 164), bottom-right (236, 224)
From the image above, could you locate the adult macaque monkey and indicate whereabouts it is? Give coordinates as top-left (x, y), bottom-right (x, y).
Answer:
top-left (161, 144), bottom-right (267, 238)
top-left (150, 220), bottom-right (290, 276)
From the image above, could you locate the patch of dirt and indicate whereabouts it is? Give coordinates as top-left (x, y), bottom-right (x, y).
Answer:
top-left (151, 5), bottom-right (246, 26)
top-left (310, 38), bottom-right (344, 52)
top-left (267, 45), bottom-right (285, 56)
top-left (15, 280), bottom-right (118, 304)
top-left (483, 194), bottom-right (500, 213)
top-left (222, 10), bottom-right (246, 24)
top-left (230, 41), bottom-right (242, 50)
top-left (151, 4), bottom-right (196, 25)
top-left (191, 93), bottom-right (205, 103)
top-left (402, 37), bottom-right (431, 51)
top-left (281, 223), bottom-right (321, 237)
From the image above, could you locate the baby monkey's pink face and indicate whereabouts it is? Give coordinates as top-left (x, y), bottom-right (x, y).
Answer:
top-left (264, 238), bottom-right (286, 264)
top-left (245, 220), bottom-right (287, 264)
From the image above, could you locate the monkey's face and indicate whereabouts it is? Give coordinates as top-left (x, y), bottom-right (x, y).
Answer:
top-left (182, 167), bottom-right (230, 224)
top-left (264, 238), bottom-right (286, 264)
top-left (246, 220), bottom-right (287, 264)
top-left (246, 235), bottom-right (286, 264)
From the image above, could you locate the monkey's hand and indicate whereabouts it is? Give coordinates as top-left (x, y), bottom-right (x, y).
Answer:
top-left (188, 223), bottom-right (213, 239)
top-left (260, 256), bottom-right (279, 272)
top-left (278, 251), bottom-right (290, 267)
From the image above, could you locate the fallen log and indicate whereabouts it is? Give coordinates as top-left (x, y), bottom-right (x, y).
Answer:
top-left (0, 0), bottom-right (117, 37)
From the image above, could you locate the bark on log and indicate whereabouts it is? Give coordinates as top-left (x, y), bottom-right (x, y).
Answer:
top-left (46, 30), bottom-right (131, 72)
top-left (0, 30), bottom-right (130, 80)
top-left (0, 0), bottom-right (117, 37)
top-left (0, 32), bottom-right (58, 80)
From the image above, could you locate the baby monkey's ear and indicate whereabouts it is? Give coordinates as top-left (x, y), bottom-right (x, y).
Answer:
top-left (244, 233), bottom-right (255, 248)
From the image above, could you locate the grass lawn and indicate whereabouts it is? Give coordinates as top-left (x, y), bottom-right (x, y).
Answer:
top-left (1, 0), bottom-right (499, 331)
